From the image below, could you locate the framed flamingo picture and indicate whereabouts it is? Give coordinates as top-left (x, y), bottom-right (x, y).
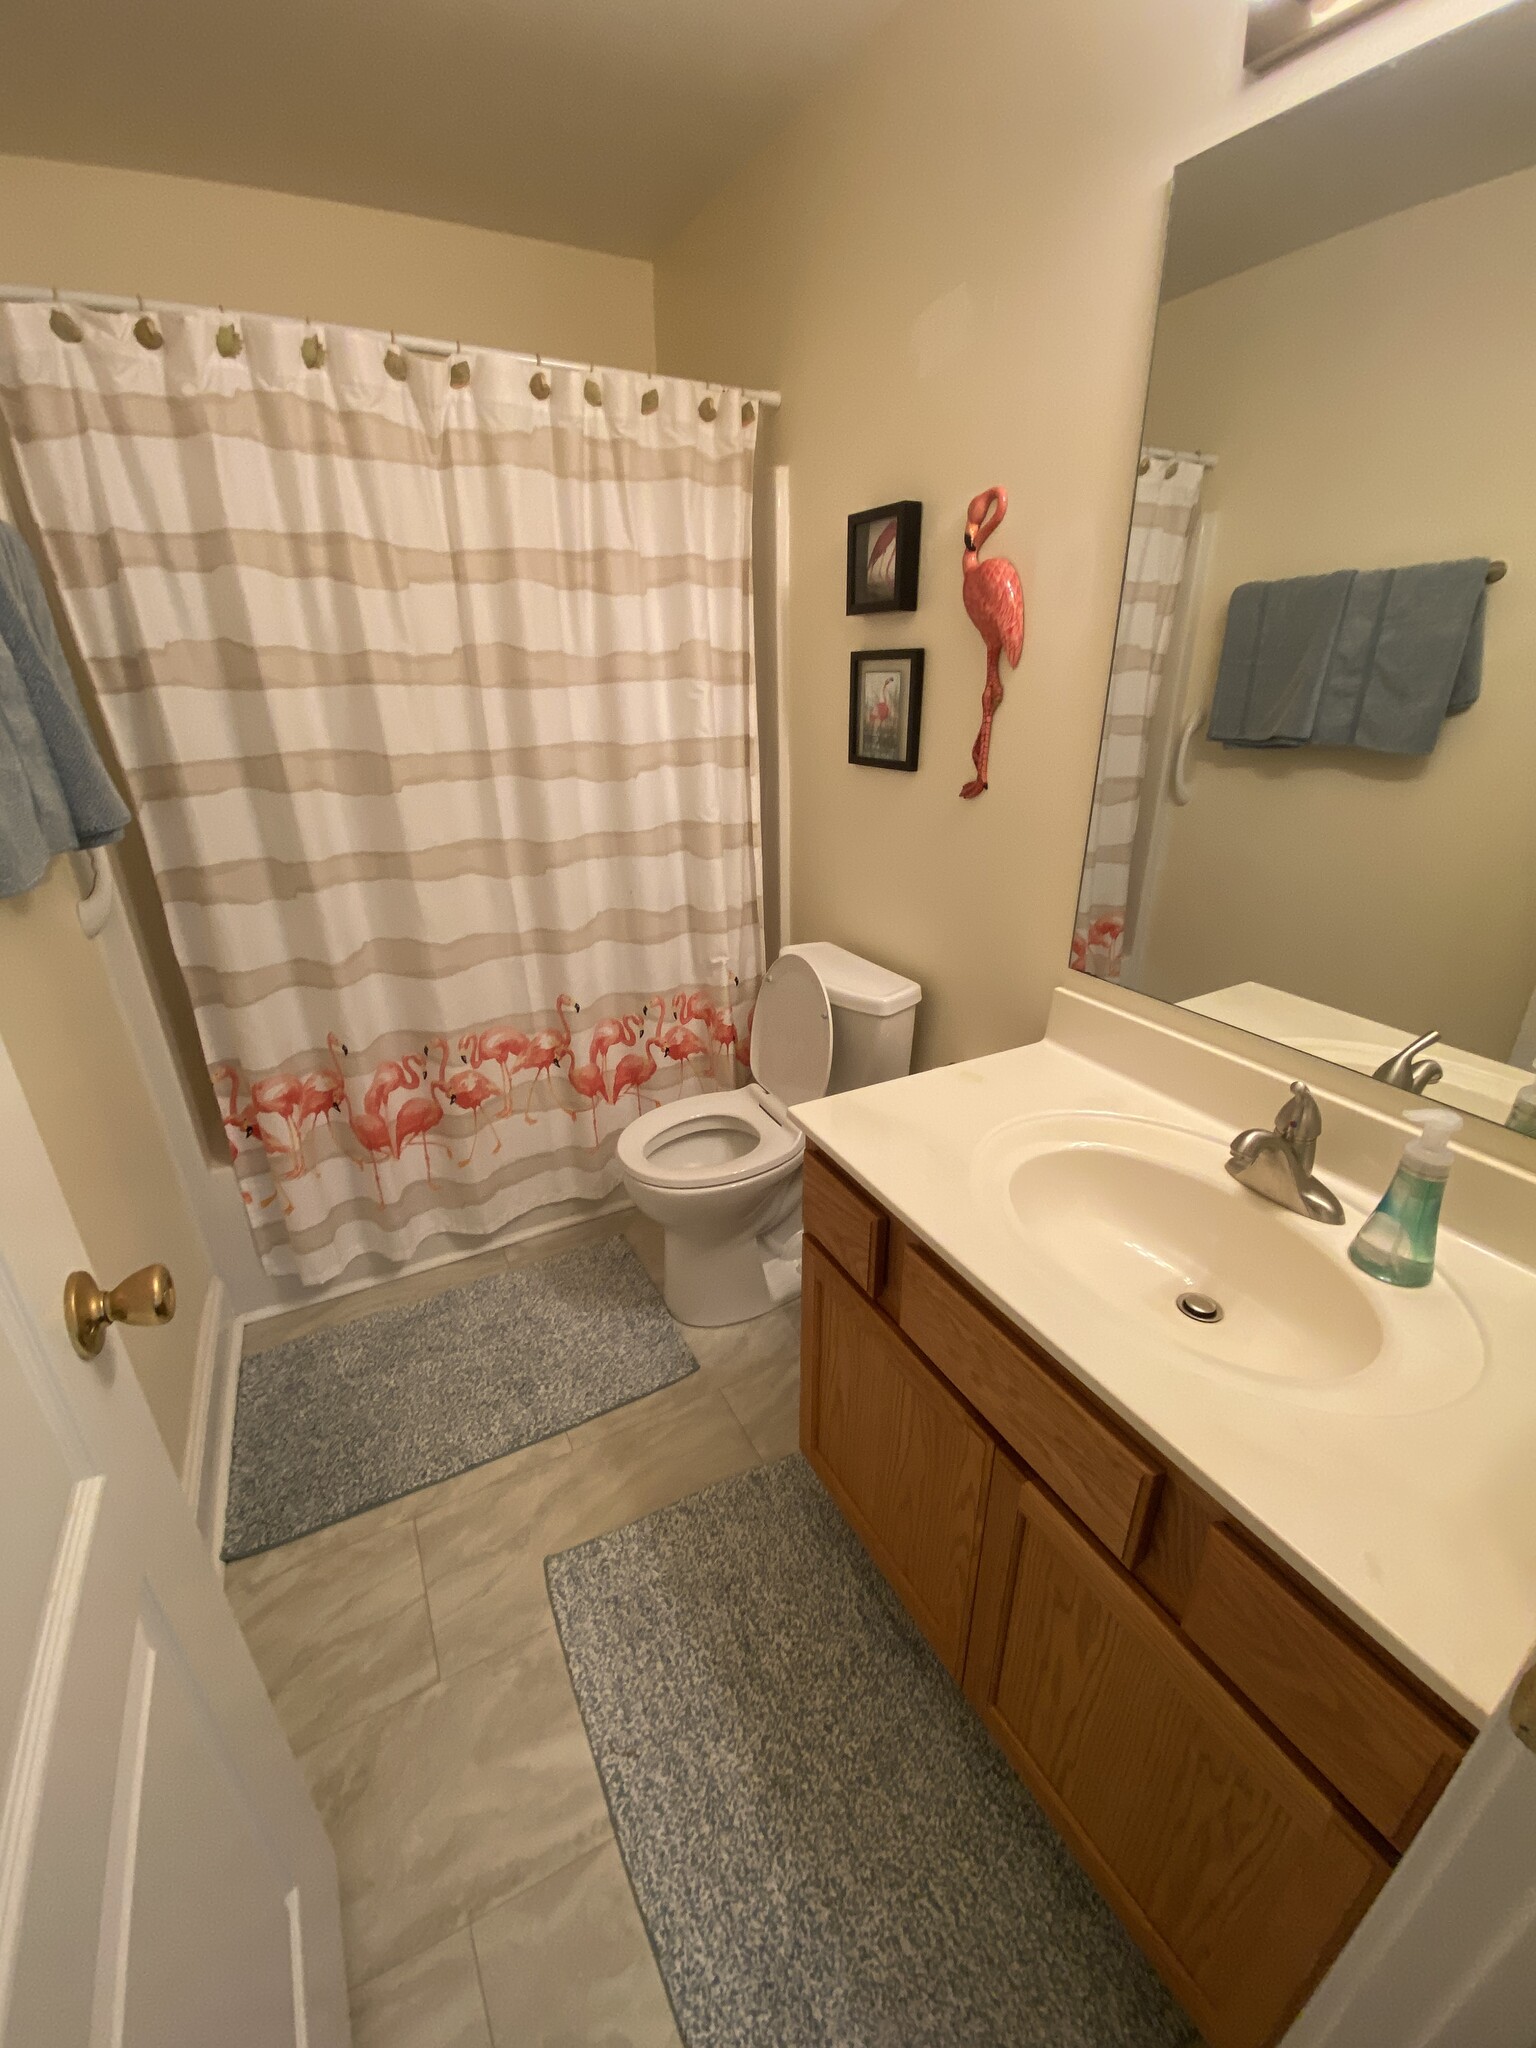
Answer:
top-left (849, 649), bottom-right (924, 772)
top-left (846, 500), bottom-right (922, 613)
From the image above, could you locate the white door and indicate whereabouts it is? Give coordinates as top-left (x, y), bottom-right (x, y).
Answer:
top-left (1282, 1662), bottom-right (1536, 2047)
top-left (0, 1036), bottom-right (347, 2046)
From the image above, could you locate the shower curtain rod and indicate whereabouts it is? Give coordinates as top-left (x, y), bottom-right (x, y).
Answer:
top-left (0, 281), bottom-right (783, 409)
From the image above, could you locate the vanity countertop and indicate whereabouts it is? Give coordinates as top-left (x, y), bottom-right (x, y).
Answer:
top-left (793, 1023), bottom-right (1536, 1725)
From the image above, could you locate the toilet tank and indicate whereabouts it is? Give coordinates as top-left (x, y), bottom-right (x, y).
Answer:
top-left (780, 942), bottom-right (922, 1095)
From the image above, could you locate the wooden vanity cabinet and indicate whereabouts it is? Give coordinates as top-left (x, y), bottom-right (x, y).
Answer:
top-left (798, 1146), bottom-right (1468, 2048)
top-left (800, 1239), bottom-right (993, 1678)
top-left (965, 1460), bottom-right (1388, 2048)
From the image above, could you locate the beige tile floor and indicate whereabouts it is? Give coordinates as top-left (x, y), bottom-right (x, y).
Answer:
top-left (225, 1211), bottom-right (800, 2048)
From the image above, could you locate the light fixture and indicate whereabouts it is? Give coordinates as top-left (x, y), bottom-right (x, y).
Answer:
top-left (1244, 0), bottom-right (1404, 73)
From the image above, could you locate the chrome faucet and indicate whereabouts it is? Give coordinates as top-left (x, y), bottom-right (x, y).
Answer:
top-left (1371, 1029), bottom-right (1444, 1096)
top-left (1226, 1082), bottom-right (1345, 1224)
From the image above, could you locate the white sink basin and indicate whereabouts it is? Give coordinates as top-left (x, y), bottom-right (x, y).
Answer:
top-left (971, 1112), bottom-right (1486, 1413)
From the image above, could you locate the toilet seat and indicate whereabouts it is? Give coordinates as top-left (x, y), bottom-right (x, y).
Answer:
top-left (617, 954), bottom-right (832, 1196)
top-left (616, 1084), bottom-right (805, 1193)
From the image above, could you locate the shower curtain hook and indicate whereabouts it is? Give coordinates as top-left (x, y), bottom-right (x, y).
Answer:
top-left (584, 364), bottom-right (603, 408)
top-left (529, 353), bottom-right (552, 401)
top-left (384, 330), bottom-right (408, 380)
top-left (215, 304), bottom-right (243, 359)
top-left (133, 293), bottom-right (164, 351)
top-left (449, 341), bottom-right (471, 389)
top-left (48, 287), bottom-right (83, 345)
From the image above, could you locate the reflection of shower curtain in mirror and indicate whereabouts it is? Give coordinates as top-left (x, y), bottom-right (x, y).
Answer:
top-left (1073, 456), bottom-right (1204, 980)
top-left (0, 303), bottom-right (763, 1286)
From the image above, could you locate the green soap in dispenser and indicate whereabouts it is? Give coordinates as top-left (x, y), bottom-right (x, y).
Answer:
top-left (1507, 1080), bottom-right (1536, 1139)
top-left (1348, 1107), bottom-right (1461, 1288)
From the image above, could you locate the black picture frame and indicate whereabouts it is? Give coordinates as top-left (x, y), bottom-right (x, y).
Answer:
top-left (848, 649), bottom-right (924, 772)
top-left (846, 500), bottom-right (922, 614)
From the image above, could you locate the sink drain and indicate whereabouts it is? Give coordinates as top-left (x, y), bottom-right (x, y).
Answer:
top-left (1176, 1290), bottom-right (1224, 1325)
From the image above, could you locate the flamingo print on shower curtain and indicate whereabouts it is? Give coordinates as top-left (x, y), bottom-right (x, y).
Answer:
top-left (0, 301), bottom-right (765, 1285)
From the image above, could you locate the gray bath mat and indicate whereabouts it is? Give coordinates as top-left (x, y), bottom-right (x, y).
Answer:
top-left (546, 1455), bottom-right (1197, 2048)
top-left (223, 1236), bottom-right (696, 1560)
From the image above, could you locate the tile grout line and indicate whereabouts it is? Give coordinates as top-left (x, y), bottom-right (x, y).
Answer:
top-left (465, 1914), bottom-right (497, 2048)
top-left (409, 1513), bottom-right (445, 1687)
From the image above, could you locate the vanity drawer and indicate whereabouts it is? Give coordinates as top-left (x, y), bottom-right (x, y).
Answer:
top-left (802, 1149), bottom-right (887, 1295)
top-left (898, 1243), bottom-right (1160, 1565)
top-left (1183, 1526), bottom-right (1469, 1850)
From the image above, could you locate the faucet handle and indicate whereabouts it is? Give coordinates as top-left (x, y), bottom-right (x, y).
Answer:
top-left (1275, 1080), bottom-right (1322, 1147)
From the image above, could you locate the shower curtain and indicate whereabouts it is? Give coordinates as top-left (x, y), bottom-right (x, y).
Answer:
top-left (1072, 454), bottom-right (1204, 980)
top-left (0, 303), bottom-right (763, 1285)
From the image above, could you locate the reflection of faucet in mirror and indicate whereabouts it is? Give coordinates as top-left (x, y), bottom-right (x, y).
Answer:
top-left (1371, 1030), bottom-right (1445, 1096)
top-left (1226, 1082), bottom-right (1346, 1224)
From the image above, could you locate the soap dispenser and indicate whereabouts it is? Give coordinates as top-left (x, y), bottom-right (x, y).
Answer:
top-left (1348, 1107), bottom-right (1461, 1288)
top-left (1507, 1080), bottom-right (1536, 1139)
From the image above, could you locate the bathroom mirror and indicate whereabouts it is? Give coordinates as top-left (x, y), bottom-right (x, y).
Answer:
top-left (1073, 0), bottom-right (1536, 1142)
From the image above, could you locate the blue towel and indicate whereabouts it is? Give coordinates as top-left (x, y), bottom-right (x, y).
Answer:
top-left (0, 522), bottom-right (129, 897)
top-left (1209, 558), bottom-right (1489, 756)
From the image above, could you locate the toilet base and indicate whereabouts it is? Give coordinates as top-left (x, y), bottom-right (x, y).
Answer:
top-left (659, 1186), bottom-right (804, 1327)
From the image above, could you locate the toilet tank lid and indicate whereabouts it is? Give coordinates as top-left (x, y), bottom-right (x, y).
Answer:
top-left (780, 942), bottom-right (922, 1018)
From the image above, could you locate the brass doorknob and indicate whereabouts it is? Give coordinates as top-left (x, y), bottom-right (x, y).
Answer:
top-left (64, 1263), bottom-right (176, 1359)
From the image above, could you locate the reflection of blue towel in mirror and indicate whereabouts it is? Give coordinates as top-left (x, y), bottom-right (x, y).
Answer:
top-left (1209, 558), bottom-right (1490, 755)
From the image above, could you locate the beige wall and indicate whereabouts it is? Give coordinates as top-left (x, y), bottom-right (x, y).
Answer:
top-left (0, 863), bottom-right (215, 1466)
top-left (0, 154), bottom-right (655, 368)
top-left (653, 0), bottom-right (1509, 1073)
top-left (1138, 163), bottom-right (1536, 1060)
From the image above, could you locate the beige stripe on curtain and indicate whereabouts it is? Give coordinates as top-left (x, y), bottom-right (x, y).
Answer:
top-left (0, 301), bottom-right (764, 1287)
top-left (1073, 455), bottom-right (1204, 982)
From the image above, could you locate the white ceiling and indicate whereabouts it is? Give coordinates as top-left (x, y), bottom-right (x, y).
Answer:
top-left (0, 0), bottom-right (906, 259)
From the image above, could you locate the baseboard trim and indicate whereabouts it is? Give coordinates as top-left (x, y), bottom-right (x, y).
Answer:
top-left (180, 1276), bottom-right (240, 1566)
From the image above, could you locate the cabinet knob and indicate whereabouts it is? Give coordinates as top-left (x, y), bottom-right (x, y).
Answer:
top-left (64, 1263), bottom-right (176, 1359)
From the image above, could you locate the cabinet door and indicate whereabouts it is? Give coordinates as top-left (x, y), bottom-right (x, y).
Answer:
top-left (965, 1460), bottom-right (1389, 2048)
top-left (800, 1238), bottom-right (993, 1676)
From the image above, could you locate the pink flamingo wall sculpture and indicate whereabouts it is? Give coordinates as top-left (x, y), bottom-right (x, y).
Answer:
top-left (959, 486), bottom-right (1025, 800)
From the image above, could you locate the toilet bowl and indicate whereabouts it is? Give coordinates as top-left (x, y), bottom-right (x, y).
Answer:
top-left (618, 944), bottom-right (921, 1325)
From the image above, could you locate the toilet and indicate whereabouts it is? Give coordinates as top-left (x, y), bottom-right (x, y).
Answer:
top-left (617, 942), bottom-right (922, 1326)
